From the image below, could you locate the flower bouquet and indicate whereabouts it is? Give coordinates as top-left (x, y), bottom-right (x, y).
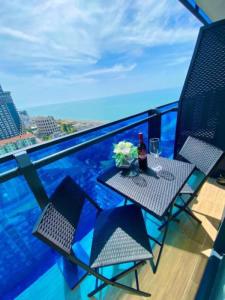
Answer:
top-left (113, 141), bottom-right (138, 169)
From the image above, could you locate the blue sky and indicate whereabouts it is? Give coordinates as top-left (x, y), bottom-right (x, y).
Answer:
top-left (0, 0), bottom-right (201, 108)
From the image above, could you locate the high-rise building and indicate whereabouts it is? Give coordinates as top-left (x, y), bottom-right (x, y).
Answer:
top-left (0, 85), bottom-right (23, 140)
top-left (34, 116), bottom-right (61, 137)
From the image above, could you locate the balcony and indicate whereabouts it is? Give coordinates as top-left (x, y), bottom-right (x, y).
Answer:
top-left (2, 16), bottom-right (225, 300)
top-left (0, 100), bottom-right (225, 300)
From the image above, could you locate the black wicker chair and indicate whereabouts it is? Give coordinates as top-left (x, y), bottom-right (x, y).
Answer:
top-left (160, 136), bottom-right (223, 229)
top-left (33, 176), bottom-right (153, 298)
top-left (174, 19), bottom-right (225, 172)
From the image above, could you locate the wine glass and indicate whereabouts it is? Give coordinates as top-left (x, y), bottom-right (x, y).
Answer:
top-left (149, 138), bottom-right (161, 158)
top-left (149, 138), bottom-right (162, 176)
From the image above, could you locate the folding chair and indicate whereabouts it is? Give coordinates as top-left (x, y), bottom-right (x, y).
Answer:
top-left (33, 176), bottom-right (153, 297)
top-left (160, 136), bottom-right (223, 229)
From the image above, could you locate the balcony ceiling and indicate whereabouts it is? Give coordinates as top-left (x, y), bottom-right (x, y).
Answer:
top-left (196, 0), bottom-right (225, 21)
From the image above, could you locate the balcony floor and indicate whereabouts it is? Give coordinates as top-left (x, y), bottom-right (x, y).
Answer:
top-left (107, 178), bottom-right (225, 300)
top-left (17, 178), bottom-right (225, 300)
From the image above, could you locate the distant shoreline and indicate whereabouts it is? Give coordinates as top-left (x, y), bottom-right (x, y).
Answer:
top-left (22, 87), bottom-right (178, 110)
top-left (26, 88), bottom-right (180, 122)
top-left (56, 118), bottom-right (105, 132)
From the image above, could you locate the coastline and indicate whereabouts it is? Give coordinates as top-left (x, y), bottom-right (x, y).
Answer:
top-left (57, 118), bottom-right (105, 132)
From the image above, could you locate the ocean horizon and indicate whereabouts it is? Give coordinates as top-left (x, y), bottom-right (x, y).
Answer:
top-left (26, 87), bottom-right (180, 122)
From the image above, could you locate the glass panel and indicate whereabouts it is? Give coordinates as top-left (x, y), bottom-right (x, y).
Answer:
top-left (0, 121), bottom-right (148, 299)
top-left (158, 101), bottom-right (177, 113)
top-left (29, 113), bottom-right (148, 162)
top-left (0, 159), bottom-right (17, 173)
top-left (161, 111), bottom-right (178, 158)
top-left (0, 102), bottom-right (178, 299)
top-left (0, 176), bottom-right (56, 299)
top-left (37, 122), bottom-right (148, 215)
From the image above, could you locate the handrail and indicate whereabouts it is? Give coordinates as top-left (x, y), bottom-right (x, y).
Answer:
top-left (0, 100), bottom-right (178, 164)
top-left (34, 107), bottom-right (177, 169)
top-left (0, 167), bottom-right (21, 183)
top-left (34, 114), bottom-right (156, 169)
top-left (0, 106), bottom-right (178, 183)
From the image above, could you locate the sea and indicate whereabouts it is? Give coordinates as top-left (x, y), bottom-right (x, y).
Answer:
top-left (26, 88), bottom-right (180, 122)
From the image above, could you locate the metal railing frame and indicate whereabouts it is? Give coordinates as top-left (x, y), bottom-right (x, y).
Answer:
top-left (178, 0), bottom-right (211, 25)
top-left (0, 101), bottom-right (177, 163)
top-left (0, 102), bottom-right (178, 209)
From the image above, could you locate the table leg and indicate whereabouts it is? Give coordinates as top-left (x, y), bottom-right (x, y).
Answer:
top-left (154, 206), bottom-right (173, 273)
top-left (159, 196), bottom-right (201, 230)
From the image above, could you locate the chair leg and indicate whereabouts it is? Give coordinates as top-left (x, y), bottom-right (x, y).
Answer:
top-left (159, 200), bottom-right (202, 230)
top-left (95, 268), bottom-right (99, 289)
top-left (146, 207), bottom-right (172, 273)
top-left (134, 269), bottom-right (139, 290)
top-left (159, 210), bottom-right (180, 230)
top-left (134, 261), bottom-right (140, 291)
top-left (184, 207), bottom-right (202, 224)
top-left (153, 207), bottom-right (172, 273)
top-left (149, 257), bottom-right (156, 274)
top-left (148, 234), bottom-right (162, 247)
top-left (88, 261), bottom-right (151, 298)
top-left (159, 194), bottom-right (196, 230)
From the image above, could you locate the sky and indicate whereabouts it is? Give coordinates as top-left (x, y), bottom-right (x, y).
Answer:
top-left (0, 0), bottom-right (201, 108)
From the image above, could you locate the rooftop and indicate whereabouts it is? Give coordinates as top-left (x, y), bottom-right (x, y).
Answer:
top-left (0, 132), bottom-right (34, 146)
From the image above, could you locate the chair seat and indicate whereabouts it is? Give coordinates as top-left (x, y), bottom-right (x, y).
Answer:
top-left (180, 183), bottom-right (194, 194)
top-left (90, 205), bottom-right (152, 268)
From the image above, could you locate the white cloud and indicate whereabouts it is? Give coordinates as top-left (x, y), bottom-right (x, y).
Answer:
top-left (0, 0), bottom-right (200, 82)
top-left (0, 26), bottom-right (41, 43)
top-left (80, 64), bottom-right (136, 77)
top-left (47, 63), bottom-right (137, 84)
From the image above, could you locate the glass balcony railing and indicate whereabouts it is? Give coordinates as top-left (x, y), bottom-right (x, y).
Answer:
top-left (0, 101), bottom-right (178, 299)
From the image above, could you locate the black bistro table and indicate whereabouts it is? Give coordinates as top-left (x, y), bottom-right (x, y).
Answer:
top-left (98, 154), bottom-right (195, 272)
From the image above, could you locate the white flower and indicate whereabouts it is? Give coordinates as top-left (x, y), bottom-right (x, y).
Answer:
top-left (113, 141), bottom-right (138, 167)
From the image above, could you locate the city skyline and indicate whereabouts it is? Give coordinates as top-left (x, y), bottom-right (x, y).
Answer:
top-left (0, 0), bottom-right (201, 108)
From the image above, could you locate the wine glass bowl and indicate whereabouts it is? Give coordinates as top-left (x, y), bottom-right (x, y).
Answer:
top-left (149, 138), bottom-right (161, 158)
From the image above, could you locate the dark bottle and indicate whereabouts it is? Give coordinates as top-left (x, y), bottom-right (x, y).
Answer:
top-left (138, 132), bottom-right (148, 171)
